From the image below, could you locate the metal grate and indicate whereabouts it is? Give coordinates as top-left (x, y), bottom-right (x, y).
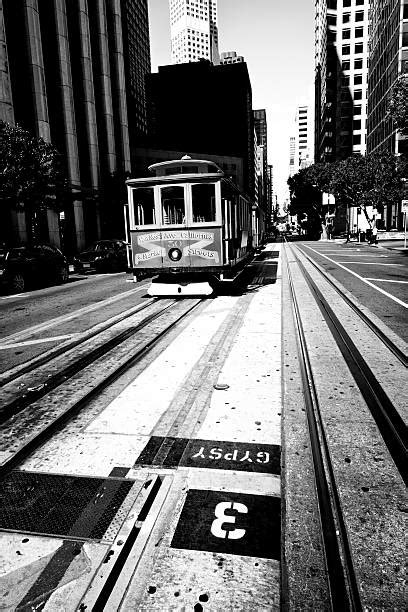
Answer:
top-left (0, 471), bottom-right (134, 540)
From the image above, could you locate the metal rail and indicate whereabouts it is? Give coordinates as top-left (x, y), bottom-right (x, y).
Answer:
top-left (294, 243), bottom-right (408, 368)
top-left (0, 300), bottom-right (176, 424)
top-left (0, 298), bottom-right (158, 388)
top-left (289, 245), bottom-right (407, 485)
top-left (285, 246), bottom-right (362, 611)
top-left (0, 299), bottom-right (204, 478)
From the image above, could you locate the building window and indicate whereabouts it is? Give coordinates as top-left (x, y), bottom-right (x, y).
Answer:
top-left (403, 23), bottom-right (408, 47)
top-left (343, 13), bottom-right (350, 22)
top-left (342, 29), bottom-right (351, 39)
top-left (327, 0), bottom-right (337, 8)
top-left (355, 43), bottom-right (364, 54)
top-left (354, 89), bottom-right (362, 100)
top-left (354, 58), bottom-right (363, 69)
top-left (354, 74), bottom-right (363, 85)
top-left (342, 45), bottom-right (351, 55)
top-left (342, 76), bottom-right (350, 85)
top-left (353, 134), bottom-right (361, 145)
top-left (355, 0), bottom-right (364, 5)
top-left (342, 60), bottom-right (350, 70)
top-left (353, 120), bottom-right (361, 130)
top-left (343, 0), bottom-right (351, 6)
top-left (355, 27), bottom-right (364, 38)
top-left (355, 11), bottom-right (364, 21)
top-left (354, 104), bottom-right (362, 115)
top-left (327, 14), bottom-right (337, 25)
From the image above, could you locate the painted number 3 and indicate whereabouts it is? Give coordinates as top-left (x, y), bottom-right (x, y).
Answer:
top-left (210, 501), bottom-right (248, 540)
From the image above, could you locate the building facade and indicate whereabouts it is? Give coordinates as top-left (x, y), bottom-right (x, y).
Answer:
top-left (0, 0), bottom-right (150, 252)
top-left (169, 0), bottom-right (219, 64)
top-left (367, 0), bottom-right (408, 155)
top-left (220, 51), bottom-right (244, 64)
top-left (146, 60), bottom-right (254, 198)
top-left (314, 0), bottom-right (370, 162)
top-left (366, 0), bottom-right (408, 230)
top-left (289, 105), bottom-right (314, 176)
top-left (253, 109), bottom-right (270, 214)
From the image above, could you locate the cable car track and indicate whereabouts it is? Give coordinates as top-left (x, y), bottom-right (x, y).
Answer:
top-left (0, 298), bottom-right (205, 478)
top-left (284, 241), bottom-right (407, 609)
top-left (285, 246), bottom-right (362, 611)
top-left (293, 242), bottom-right (408, 368)
top-left (286, 242), bottom-right (407, 481)
top-left (0, 295), bottom-right (158, 388)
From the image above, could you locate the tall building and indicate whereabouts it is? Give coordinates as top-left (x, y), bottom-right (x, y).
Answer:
top-left (367, 0), bottom-right (408, 156)
top-left (290, 105), bottom-right (314, 176)
top-left (314, 0), bottom-right (370, 162)
top-left (0, 0), bottom-right (151, 252)
top-left (253, 109), bottom-right (269, 213)
top-left (367, 0), bottom-right (408, 230)
top-left (146, 60), bottom-right (254, 197)
top-left (289, 136), bottom-right (296, 177)
top-left (220, 51), bottom-right (244, 64)
top-left (169, 0), bottom-right (219, 64)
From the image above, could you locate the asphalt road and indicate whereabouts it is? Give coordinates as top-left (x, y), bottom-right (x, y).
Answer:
top-left (294, 239), bottom-right (408, 342)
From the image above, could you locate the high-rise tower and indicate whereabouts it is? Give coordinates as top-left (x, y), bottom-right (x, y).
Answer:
top-left (0, 0), bottom-right (151, 251)
top-left (314, 0), bottom-right (370, 162)
top-left (367, 0), bottom-right (408, 156)
top-left (169, 0), bottom-right (219, 64)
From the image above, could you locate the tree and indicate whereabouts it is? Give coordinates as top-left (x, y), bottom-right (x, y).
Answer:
top-left (287, 166), bottom-right (325, 238)
top-left (0, 120), bottom-right (68, 215)
top-left (329, 152), bottom-right (407, 226)
top-left (388, 77), bottom-right (408, 136)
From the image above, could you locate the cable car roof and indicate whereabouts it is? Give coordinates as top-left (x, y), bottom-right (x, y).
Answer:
top-left (147, 157), bottom-right (224, 177)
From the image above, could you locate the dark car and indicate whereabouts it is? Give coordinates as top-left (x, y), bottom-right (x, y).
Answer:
top-left (0, 244), bottom-right (69, 293)
top-left (73, 240), bottom-right (129, 273)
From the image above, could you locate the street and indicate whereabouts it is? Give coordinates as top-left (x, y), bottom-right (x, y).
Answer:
top-left (0, 240), bottom-right (406, 610)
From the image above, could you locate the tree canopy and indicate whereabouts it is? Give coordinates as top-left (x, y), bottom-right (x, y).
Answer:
top-left (288, 151), bottom-right (407, 227)
top-left (388, 77), bottom-right (408, 136)
top-left (0, 120), bottom-right (68, 213)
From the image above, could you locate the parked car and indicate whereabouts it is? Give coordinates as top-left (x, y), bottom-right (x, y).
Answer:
top-left (0, 244), bottom-right (69, 293)
top-left (73, 239), bottom-right (129, 273)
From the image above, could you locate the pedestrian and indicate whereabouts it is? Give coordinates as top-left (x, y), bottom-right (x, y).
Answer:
top-left (326, 223), bottom-right (332, 240)
top-left (370, 224), bottom-right (378, 246)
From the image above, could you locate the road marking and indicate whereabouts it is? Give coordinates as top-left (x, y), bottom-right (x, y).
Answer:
top-left (0, 294), bottom-right (27, 299)
top-left (322, 254), bottom-right (389, 258)
top-left (0, 286), bottom-right (146, 345)
top-left (336, 262), bottom-right (404, 265)
top-left (364, 278), bottom-right (408, 284)
top-left (171, 489), bottom-right (281, 559)
top-left (302, 245), bottom-right (408, 308)
top-left (0, 335), bottom-right (74, 350)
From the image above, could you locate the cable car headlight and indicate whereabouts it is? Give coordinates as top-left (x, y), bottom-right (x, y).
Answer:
top-left (168, 247), bottom-right (182, 261)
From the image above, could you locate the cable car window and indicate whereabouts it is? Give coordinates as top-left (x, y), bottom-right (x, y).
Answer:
top-left (161, 186), bottom-right (185, 224)
top-left (191, 183), bottom-right (216, 222)
top-left (133, 188), bottom-right (155, 225)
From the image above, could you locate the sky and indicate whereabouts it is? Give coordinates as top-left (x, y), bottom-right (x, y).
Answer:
top-left (147, 0), bottom-right (315, 206)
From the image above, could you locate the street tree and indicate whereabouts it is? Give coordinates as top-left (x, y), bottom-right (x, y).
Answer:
top-left (287, 166), bottom-right (325, 237)
top-left (329, 152), bottom-right (407, 227)
top-left (0, 120), bottom-right (68, 222)
top-left (387, 77), bottom-right (408, 136)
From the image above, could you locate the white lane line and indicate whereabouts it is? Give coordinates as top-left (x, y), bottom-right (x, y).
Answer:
top-left (364, 278), bottom-right (408, 284)
top-left (0, 285), bottom-right (146, 345)
top-left (302, 245), bottom-right (408, 308)
top-left (0, 294), bottom-right (26, 299)
top-left (0, 335), bottom-right (74, 349)
top-left (336, 262), bottom-right (404, 266)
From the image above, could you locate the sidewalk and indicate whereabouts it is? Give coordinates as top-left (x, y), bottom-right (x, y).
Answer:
top-left (377, 239), bottom-right (408, 253)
